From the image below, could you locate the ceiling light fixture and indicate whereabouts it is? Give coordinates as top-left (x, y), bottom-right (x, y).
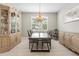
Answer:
top-left (36, 4), bottom-right (44, 22)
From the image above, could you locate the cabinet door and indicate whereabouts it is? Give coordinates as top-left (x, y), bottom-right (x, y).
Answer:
top-left (10, 35), bottom-right (16, 47)
top-left (0, 38), bottom-right (2, 48)
top-left (2, 36), bottom-right (10, 48)
top-left (16, 32), bottom-right (21, 43)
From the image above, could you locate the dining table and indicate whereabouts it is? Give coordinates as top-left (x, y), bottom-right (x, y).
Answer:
top-left (29, 32), bottom-right (52, 52)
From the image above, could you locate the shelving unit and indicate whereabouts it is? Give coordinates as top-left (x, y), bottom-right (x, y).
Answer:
top-left (0, 4), bottom-right (21, 53)
top-left (0, 5), bottom-right (9, 34)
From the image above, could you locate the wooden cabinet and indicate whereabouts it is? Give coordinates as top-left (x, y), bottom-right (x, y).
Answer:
top-left (0, 4), bottom-right (21, 53)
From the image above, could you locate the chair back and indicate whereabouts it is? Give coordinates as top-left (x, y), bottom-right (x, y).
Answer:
top-left (27, 30), bottom-right (31, 37)
top-left (29, 30), bottom-right (33, 35)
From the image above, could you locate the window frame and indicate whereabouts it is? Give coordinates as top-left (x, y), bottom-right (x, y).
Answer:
top-left (31, 16), bottom-right (48, 31)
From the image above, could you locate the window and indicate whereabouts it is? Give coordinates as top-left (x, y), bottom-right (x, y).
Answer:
top-left (31, 16), bottom-right (48, 31)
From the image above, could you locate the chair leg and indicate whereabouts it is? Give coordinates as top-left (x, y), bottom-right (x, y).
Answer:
top-left (47, 43), bottom-right (49, 50)
top-left (50, 41), bottom-right (51, 49)
top-left (29, 41), bottom-right (30, 49)
top-left (42, 42), bottom-right (43, 49)
top-left (31, 43), bottom-right (34, 50)
top-left (36, 42), bottom-right (38, 49)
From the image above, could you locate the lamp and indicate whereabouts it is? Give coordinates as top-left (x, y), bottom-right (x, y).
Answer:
top-left (36, 4), bottom-right (44, 22)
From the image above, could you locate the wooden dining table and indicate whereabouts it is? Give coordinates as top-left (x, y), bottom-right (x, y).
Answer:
top-left (29, 32), bottom-right (52, 52)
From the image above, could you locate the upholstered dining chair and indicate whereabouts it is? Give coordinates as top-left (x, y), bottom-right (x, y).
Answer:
top-left (29, 38), bottom-right (38, 50)
top-left (29, 30), bottom-right (33, 35)
top-left (27, 30), bottom-right (31, 37)
top-left (27, 30), bottom-right (32, 49)
top-left (47, 30), bottom-right (53, 39)
top-left (41, 38), bottom-right (51, 50)
top-left (27, 30), bottom-right (38, 50)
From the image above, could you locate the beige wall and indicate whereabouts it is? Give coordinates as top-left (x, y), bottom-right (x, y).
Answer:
top-left (58, 4), bottom-right (79, 33)
top-left (21, 13), bottom-right (57, 36)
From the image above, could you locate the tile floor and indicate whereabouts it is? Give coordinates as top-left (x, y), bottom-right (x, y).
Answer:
top-left (0, 37), bottom-right (78, 56)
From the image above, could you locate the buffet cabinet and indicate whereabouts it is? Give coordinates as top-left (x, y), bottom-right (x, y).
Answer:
top-left (0, 4), bottom-right (21, 53)
top-left (59, 32), bottom-right (79, 54)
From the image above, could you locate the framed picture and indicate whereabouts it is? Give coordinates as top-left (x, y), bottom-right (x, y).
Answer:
top-left (64, 5), bottom-right (79, 23)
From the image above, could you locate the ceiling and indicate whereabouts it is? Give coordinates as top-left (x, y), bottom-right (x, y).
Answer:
top-left (9, 3), bottom-right (75, 13)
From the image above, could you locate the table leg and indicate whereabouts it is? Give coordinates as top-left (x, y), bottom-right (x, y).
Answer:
top-left (29, 42), bottom-right (30, 49)
top-left (47, 43), bottom-right (50, 50)
top-left (36, 42), bottom-right (38, 49)
top-left (50, 41), bottom-right (51, 49)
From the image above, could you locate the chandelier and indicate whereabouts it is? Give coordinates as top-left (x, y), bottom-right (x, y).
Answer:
top-left (36, 4), bottom-right (44, 22)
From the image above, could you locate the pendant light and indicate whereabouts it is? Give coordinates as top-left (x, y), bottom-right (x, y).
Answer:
top-left (36, 4), bottom-right (44, 22)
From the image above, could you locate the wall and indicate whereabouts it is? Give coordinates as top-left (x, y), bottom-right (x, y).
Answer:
top-left (58, 3), bottom-right (79, 33)
top-left (21, 13), bottom-right (57, 36)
